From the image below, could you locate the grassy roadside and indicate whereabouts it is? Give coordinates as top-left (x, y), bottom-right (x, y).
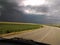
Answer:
top-left (0, 30), bottom-right (33, 37)
top-left (0, 22), bottom-right (43, 35)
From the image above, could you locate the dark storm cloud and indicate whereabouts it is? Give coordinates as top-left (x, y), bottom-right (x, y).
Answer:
top-left (0, 0), bottom-right (49, 23)
top-left (1, 0), bottom-right (60, 24)
top-left (0, 0), bottom-right (49, 24)
top-left (0, 0), bottom-right (24, 21)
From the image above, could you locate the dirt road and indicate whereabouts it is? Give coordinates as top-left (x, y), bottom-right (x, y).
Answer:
top-left (3, 25), bottom-right (60, 45)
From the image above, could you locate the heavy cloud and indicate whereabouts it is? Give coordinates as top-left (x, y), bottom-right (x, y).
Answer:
top-left (0, 0), bottom-right (60, 24)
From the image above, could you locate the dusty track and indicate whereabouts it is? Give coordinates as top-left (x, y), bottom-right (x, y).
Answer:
top-left (3, 25), bottom-right (60, 45)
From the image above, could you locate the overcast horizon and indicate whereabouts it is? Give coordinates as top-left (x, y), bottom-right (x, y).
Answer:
top-left (0, 0), bottom-right (60, 24)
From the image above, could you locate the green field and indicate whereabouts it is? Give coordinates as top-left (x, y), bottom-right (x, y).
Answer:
top-left (0, 22), bottom-right (43, 34)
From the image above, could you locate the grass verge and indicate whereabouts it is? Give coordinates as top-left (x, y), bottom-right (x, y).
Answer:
top-left (0, 22), bottom-right (43, 35)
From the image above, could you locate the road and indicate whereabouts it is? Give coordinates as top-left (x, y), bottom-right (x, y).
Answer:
top-left (3, 25), bottom-right (60, 45)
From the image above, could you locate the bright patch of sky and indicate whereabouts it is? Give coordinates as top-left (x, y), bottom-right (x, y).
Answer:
top-left (17, 0), bottom-right (49, 14)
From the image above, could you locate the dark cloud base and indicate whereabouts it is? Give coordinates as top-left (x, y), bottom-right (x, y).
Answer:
top-left (0, 13), bottom-right (60, 24)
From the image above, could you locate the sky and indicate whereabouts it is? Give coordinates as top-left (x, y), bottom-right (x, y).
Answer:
top-left (14, 0), bottom-right (60, 17)
top-left (16, 0), bottom-right (49, 15)
top-left (0, 0), bottom-right (59, 16)
top-left (0, 0), bottom-right (60, 24)
top-left (16, 0), bottom-right (60, 16)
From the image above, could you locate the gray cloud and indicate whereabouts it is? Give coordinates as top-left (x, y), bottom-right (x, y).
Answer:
top-left (48, 0), bottom-right (60, 18)
top-left (45, 0), bottom-right (60, 23)
top-left (18, 5), bottom-right (49, 14)
top-left (10, 0), bottom-right (49, 14)
top-left (0, 0), bottom-right (24, 21)
top-left (1, 0), bottom-right (60, 24)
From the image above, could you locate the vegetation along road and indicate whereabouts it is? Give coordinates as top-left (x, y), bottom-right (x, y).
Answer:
top-left (0, 22), bottom-right (42, 34)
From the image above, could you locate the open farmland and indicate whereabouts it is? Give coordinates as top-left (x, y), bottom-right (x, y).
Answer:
top-left (0, 22), bottom-right (43, 34)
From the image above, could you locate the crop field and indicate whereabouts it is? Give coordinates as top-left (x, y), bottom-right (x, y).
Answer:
top-left (0, 22), bottom-right (43, 34)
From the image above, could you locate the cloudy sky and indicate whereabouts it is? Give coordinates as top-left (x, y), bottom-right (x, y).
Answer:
top-left (13, 0), bottom-right (60, 16)
top-left (0, 0), bottom-right (60, 16)
top-left (0, 0), bottom-right (60, 23)
top-left (16, 0), bottom-right (50, 15)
